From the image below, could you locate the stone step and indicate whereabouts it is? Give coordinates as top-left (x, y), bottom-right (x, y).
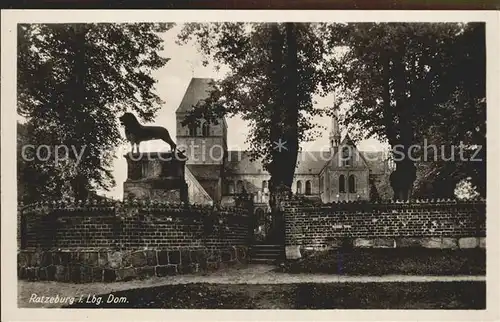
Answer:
top-left (250, 244), bottom-right (282, 247)
top-left (248, 258), bottom-right (279, 264)
top-left (249, 251), bottom-right (282, 256)
top-left (250, 249), bottom-right (281, 252)
top-left (249, 244), bottom-right (284, 263)
top-left (249, 245), bottom-right (283, 250)
top-left (249, 249), bottom-right (283, 254)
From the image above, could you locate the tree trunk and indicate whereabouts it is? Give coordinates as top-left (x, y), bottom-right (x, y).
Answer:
top-left (283, 23), bottom-right (299, 189)
top-left (382, 55), bottom-right (397, 147)
top-left (390, 50), bottom-right (417, 200)
top-left (268, 23), bottom-right (300, 215)
top-left (268, 23), bottom-right (287, 214)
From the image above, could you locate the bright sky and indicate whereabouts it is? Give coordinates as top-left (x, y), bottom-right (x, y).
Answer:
top-left (102, 24), bottom-right (387, 199)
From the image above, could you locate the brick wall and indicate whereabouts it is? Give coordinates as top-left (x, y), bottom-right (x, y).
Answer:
top-left (282, 198), bottom-right (485, 256)
top-left (18, 200), bottom-right (251, 282)
top-left (21, 201), bottom-right (250, 251)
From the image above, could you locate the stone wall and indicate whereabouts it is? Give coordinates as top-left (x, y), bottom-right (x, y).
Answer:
top-left (282, 198), bottom-right (486, 259)
top-left (18, 200), bottom-right (251, 282)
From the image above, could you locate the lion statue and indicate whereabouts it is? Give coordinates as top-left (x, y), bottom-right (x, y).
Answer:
top-left (119, 112), bottom-right (177, 154)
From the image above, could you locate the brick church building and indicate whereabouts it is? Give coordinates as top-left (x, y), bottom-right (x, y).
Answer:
top-left (176, 78), bottom-right (391, 212)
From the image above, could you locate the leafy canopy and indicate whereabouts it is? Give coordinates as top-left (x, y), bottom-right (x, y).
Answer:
top-left (326, 22), bottom-right (485, 197)
top-left (177, 23), bottom-right (336, 167)
top-left (17, 23), bottom-right (172, 202)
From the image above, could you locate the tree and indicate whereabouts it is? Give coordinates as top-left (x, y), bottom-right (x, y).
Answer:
top-left (327, 23), bottom-right (485, 200)
top-left (17, 23), bottom-right (172, 203)
top-left (412, 23), bottom-right (485, 198)
top-left (369, 176), bottom-right (381, 202)
top-left (17, 122), bottom-right (74, 202)
top-left (177, 23), bottom-right (335, 211)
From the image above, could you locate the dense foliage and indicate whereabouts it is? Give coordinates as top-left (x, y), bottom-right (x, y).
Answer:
top-left (17, 23), bottom-right (172, 202)
top-left (327, 22), bottom-right (485, 199)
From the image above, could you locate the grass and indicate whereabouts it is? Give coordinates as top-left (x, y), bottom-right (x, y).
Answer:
top-left (60, 282), bottom-right (486, 309)
top-left (282, 248), bottom-right (486, 275)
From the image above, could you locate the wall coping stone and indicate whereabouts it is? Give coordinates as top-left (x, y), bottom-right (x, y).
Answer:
top-left (19, 200), bottom-right (250, 217)
top-left (282, 196), bottom-right (485, 206)
top-left (282, 200), bottom-right (485, 213)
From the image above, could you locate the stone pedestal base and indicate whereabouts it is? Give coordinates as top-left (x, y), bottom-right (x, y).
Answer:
top-left (123, 152), bottom-right (188, 203)
top-left (124, 181), bottom-right (188, 202)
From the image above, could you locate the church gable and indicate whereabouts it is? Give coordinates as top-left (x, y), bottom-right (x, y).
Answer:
top-left (329, 135), bottom-right (370, 170)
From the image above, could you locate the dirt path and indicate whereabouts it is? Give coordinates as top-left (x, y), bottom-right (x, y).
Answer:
top-left (18, 264), bottom-right (486, 308)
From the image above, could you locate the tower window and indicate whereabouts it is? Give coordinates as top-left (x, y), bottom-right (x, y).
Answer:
top-left (262, 180), bottom-right (268, 192)
top-left (305, 180), bottom-right (312, 195)
top-left (349, 175), bottom-right (356, 193)
top-left (339, 175), bottom-right (346, 193)
top-left (296, 181), bottom-right (302, 194)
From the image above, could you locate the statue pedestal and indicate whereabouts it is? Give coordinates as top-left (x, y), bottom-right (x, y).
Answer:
top-left (123, 152), bottom-right (188, 203)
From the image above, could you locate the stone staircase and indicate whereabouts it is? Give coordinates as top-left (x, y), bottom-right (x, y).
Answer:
top-left (249, 244), bottom-right (284, 264)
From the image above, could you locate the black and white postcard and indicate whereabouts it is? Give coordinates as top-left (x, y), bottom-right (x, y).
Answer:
top-left (1, 9), bottom-right (499, 322)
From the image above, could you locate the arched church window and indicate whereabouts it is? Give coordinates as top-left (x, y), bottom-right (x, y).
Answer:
top-left (262, 180), bottom-right (268, 192)
top-left (236, 180), bottom-right (244, 194)
top-left (342, 146), bottom-right (351, 167)
top-left (305, 180), bottom-right (312, 195)
top-left (202, 121), bottom-right (210, 136)
top-left (296, 181), bottom-right (302, 194)
top-left (349, 175), bottom-right (356, 193)
top-left (228, 181), bottom-right (235, 195)
top-left (339, 175), bottom-right (346, 193)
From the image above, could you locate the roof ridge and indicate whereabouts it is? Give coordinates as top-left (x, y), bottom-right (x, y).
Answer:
top-left (176, 78), bottom-right (216, 114)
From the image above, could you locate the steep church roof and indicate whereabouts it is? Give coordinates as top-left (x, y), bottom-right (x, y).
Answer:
top-left (176, 78), bottom-right (215, 113)
top-left (225, 150), bottom-right (331, 175)
top-left (225, 151), bottom-right (263, 174)
top-left (186, 164), bottom-right (222, 180)
top-left (295, 151), bottom-right (331, 174)
top-left (360, 151), bottom-right (387, 175)
top-left (320, 134), bottom-right (389, 174)
top-left (340, 135), bottom-right (388, 174)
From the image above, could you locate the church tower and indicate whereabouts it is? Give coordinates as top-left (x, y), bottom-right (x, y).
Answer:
top-left (175, 78), bottom-right (227, 165)
top-left (329, 109), bottom-right (341, 153)
top-left (175, 78), bottom-right (227, 202)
